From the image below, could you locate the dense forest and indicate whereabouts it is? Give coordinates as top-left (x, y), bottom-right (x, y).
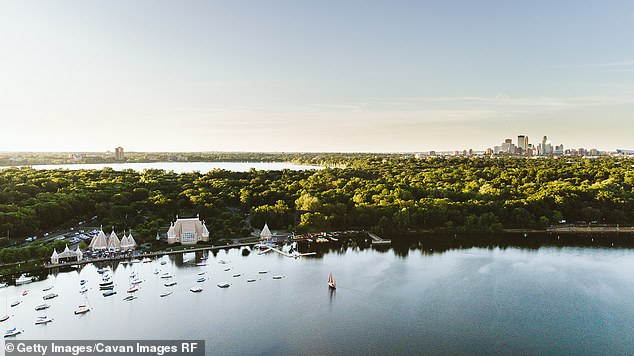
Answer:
top-left (1, 157), bottom-right (634, 250)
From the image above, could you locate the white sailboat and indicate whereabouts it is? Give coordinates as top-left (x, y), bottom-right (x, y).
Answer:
top-left (35, 316), bottom-right (53, 325)
top-left (74, 295), bottom-right (91, 315)
top-left (328, 272), bottom-right (337, 289)
top-left (4, 327), bottom-right (22, 337)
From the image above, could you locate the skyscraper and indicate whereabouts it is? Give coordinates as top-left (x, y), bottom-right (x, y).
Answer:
top-left (517, 135), bottom-right (529, 152)
top-left (115, 147), bottom-right (124, 161)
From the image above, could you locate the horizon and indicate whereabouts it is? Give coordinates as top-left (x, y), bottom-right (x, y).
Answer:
top-left (2, 1), bottom-right (633, 152)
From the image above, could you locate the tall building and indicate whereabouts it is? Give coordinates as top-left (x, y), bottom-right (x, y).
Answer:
top-left (517, 135), bottom-right (529, 152)
top-left (115, 147), bottom-right (124, 161)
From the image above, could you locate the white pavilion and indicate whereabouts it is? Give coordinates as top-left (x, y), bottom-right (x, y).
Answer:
top-left (260, 223), bottom-right (272, 241)
top-left (107, 229), bottom-right (121, 250)
top-left (89, 227), bottom-right (108, 250)
top-left (167, 215), bottom-right (210, 245)
top-left (89, 227), bottom-right (136, 251)
top-left (51, 245), bottom-right (83, 264)
top-left (120, 230), bottom-right (138, 251)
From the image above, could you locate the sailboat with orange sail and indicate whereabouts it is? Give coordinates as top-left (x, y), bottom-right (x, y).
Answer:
top-left (328, 272), bottom-right (336, 289)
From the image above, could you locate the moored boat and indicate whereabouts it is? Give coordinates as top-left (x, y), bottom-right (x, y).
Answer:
top-left (80, 280), bottom-right (87, 285)
top-left (197, 271), bottom-right (206, 276)
top-left (15, 274), bottom-right (33, 285)
top-left (196, 262), bottom-right (207, 266)
top-left (22, 290), bottom-right (28, 296)
top-left (4, 327), bottom-right (22, 337)
top-left (127, 285), bottom-right (138, 293)
top-left (258, 270), bottom-right (268, 274)
top-left (142, 258), bottom-right (152, 263)
top-left (131, 278), bottom-right (142, 285)
top-left (35, 304), bottom-right (50, 311)
top-left (190, 286), bottom-right (203, 293)
top-left (35, 316), bottom-right (53, 325)
top-left (43, 293), bottom-right (58, 300)
top-left (123, 295), bottom-right (137, 301)
top-left (247, 279), bottom-right (256, 282)
top-left (272, 275), bottom-right (283, 280)
top-left (160, 291), bottom-right (172, 297)
top-left (217, 283), bottom-right (230, 288)
top-left (74, 305), bottom-right (90, 315)
top-left (10, 301), bottom-right (20, 307)
top-left (164, 281), bottom-right (177, 287)
top-left (233, 273), bottom-right (242, 277)
top-left (42, 285), bottom-right (54, 292)
top-left (197, 277), bottom-right (206, 283)
top-left (160, 273), bottom-right (173, 279)
top-left (0, 315), bottom-right (8, 322)
top-left (102, 290), bottom-right (117, 297)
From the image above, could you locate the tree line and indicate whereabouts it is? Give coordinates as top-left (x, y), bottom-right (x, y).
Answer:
top-left (1, 156), bottom-right (634, 250)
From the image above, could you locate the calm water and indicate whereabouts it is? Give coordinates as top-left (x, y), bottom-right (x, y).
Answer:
top-left (15, 162), bottom-right (323, 173)
top-left (3, 246), bottom-right (634, 354)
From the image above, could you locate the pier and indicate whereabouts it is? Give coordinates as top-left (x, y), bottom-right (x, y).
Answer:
top-left (368, 232), bottom-right (391, 245)
top-left (45, 241), bottom-right (258, 269)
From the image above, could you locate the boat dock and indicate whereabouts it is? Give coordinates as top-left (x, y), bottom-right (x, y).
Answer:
top-left (368, 232), bottom-right (391, 245)
top-left (45, 241), bottom-right (258, 269)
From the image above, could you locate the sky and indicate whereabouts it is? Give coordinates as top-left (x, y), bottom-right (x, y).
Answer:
top-left (1, 1), bottom-right (634, 152)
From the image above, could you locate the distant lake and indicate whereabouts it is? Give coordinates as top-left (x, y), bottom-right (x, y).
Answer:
top-left (3, 245), bottom-right (634, 354)
top-left (13, 162), bottom-right (323, 173)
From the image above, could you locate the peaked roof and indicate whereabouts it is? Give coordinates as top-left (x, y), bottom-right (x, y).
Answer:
top-left (260, 223), bottom-right (272, 239)
top-left (90, 229), bottom-right (108, 250)
top-left (107, 230), bottom-right (121, 250)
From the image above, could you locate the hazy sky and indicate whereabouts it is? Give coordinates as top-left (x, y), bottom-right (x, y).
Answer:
top-left (1, 1), bottom-right (634, 152)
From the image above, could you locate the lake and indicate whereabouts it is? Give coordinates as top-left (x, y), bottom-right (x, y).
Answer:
top-left (2, 245), bottom-right (634, 354)
top-left (7, 162), bottom-right (323, 173)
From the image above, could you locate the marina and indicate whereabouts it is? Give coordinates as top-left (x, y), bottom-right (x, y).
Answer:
top-left (1, 245), bottom-right (634, 353)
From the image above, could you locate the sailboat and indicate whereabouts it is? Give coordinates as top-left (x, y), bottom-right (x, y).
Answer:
top-left (35, 316), bottom-right (53, 325)
top-left (328, 272), bottom-right (336, 289)
top-left (74, 295), bottom-right (91, 315)
top-left (4, 327), bottom-right (22, 337)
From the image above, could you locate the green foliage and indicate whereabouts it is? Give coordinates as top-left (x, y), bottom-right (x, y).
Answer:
top-left (1, 156), bottom-right (634, 243)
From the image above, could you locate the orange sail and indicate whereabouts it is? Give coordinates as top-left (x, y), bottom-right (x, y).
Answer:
top-left (328, 272), bottom-right (336, 289)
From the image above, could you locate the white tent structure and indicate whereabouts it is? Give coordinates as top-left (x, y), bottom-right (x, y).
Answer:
top-left (260, 223), bottom-right (272, 241)
top-left (107, 229), bottom-right (121, 250)
top-left (89, 227), bottom-right (108, 250)
top-left (120, 230), bottom-right (138, 251)
top-left (51, 245), bottom-right (83, 264)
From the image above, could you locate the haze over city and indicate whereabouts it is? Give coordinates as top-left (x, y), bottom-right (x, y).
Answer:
top-left (1, 1), bottom-right (633, 152)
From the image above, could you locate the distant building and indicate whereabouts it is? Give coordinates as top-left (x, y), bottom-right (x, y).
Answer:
top-left (167, 215), bottom-right (210, 245)
top-left (115, 147), bottom-right (124, 161)
top-left (517, 135), bottom-right (529, 152)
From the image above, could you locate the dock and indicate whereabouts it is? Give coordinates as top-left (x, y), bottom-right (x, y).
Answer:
top-left (368, 232), bottom-right (391, 245)
top-left (45, 241), bottom-right (258, 269)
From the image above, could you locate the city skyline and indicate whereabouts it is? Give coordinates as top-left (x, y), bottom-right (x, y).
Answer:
top-left (2, 1), bottom-right (634, 152)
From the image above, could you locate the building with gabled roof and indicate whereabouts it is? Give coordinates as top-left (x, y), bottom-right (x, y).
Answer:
top-left (167, 215), bottom-right (210, 245)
